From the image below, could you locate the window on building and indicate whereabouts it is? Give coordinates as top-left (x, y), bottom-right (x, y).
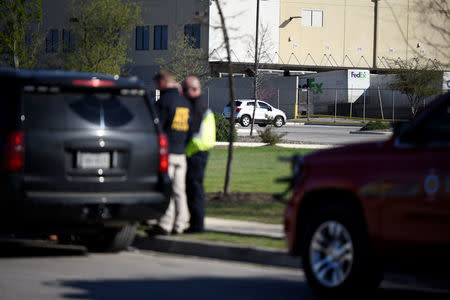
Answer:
top-left (136, 26), bottom-right (150, 50)
top-left (46, 29), bottom-right (59, 53)
top-left (62, 29), bottom-right (74, 53)
top-left (184, 24), bottom-right (201, 48)
top-left (301, 9), bottom-right (323, 27)
top-left (154, 25), bottom-right (168, 50)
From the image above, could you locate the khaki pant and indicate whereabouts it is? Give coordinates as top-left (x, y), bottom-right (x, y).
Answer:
top-left (158, 154), bottom-right (190, 233)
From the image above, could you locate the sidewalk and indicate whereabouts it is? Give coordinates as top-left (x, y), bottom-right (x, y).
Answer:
top-left (205, 217), bottom-right (284, 239)
top-left (214, 142), bottom-right (334, 149)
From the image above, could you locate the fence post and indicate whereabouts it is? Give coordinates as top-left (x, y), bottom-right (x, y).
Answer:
top-left (334, 89), bottom-right (337, 123)
top-left (207, 87), bottom-right (210, 108)
top-left (295, 76), bottom-right (299, 118)
top-left (363, 89), bottom-right (366, 123)
top-left (277, 88), bottom-right (280, 109)
top-left (392, 90), bottom-right (395, 122)
top-left (307, 89), bottom-right (310, 121)
top-left (378, 86), bottom-right (384, 120)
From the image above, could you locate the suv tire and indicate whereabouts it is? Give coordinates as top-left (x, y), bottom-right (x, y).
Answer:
top-left (300, 204), bottom-right (381, 297)
top-left (240, 115), bottom-right (251, 127)
top-left (274, 116), bottom-right (284, 127)
top-left (81, 224), bottom-right (137, 253)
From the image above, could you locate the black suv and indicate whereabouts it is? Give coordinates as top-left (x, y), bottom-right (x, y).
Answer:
top-left (0, 68), bottom-right (171, 252)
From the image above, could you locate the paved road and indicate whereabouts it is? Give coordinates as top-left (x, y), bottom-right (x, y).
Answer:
top-left (238, 125), bottom-right (391, 145)
top-left (1, 241), bottom-right (449, 300)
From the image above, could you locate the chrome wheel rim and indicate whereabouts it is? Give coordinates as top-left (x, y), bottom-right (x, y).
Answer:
top-left (242, 117), bottom-right (250, 126)
top-left (275, 117), bottom-right (283, 127)
top-left (309, 221), bottom-right (354, 288)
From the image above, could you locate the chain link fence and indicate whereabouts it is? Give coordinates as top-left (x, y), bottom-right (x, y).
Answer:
top-left (203, 86), bottom-right (433, 122)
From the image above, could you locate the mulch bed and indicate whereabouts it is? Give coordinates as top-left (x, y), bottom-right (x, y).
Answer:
top-left (206, 192), bottom-right (284, 204)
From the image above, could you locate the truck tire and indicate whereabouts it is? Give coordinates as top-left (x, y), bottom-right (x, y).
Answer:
top-left (81, 224), bottom-right (137, 253)
top-left (300, 204), bottom-right (381, 298)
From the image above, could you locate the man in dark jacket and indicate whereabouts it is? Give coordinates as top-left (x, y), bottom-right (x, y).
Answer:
top-left (183, 76), bottom-right (211, 233)
top-left (151, 71), bottom-right (191, 235)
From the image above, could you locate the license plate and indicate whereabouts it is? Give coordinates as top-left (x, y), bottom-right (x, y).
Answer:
top-left (77, 152), bottom-right (110, 169)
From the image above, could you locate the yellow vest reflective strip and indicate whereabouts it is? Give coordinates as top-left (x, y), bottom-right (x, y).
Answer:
top-left (186, 110), bottom-right (216, 157)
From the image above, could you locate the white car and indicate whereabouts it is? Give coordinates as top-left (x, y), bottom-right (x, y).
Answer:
top-left (222, 99), bottom-right (287, 127)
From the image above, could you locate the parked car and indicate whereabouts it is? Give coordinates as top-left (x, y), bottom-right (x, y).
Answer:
top-left (222, 99), bottom-right (287, 127)
top-left (0, 68), bottom-right (171, 252)
top-left (284, 92), bottom-right (450, 296)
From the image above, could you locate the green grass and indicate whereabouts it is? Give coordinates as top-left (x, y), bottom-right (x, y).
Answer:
top-left (206, 202), bottom-right (285, 224)
top-left (204, 146), bottom-right (313, 194)
top-left (180, 231), bottom-right (286, 250)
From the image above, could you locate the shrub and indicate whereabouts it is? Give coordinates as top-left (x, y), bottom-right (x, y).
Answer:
top-left (360, 121), bottom-right (391, 131)
top-left (258, 127), bottom-right (286, 145)
top-left (215, 113), bottom-right (237, 142)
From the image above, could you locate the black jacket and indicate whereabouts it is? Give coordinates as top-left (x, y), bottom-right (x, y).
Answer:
top-left (188, 95), bottom-right (207, 134)
top-left (157, 88), bottom-right (192, 154)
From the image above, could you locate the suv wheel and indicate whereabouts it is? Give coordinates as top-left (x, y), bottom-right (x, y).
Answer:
top-left (274, 116), bottom-right (284, 127)
top-left (300, 205), bottom-right (381, 297)
top-left (81, 224), bottom-right (137, 253)
top-left (240, 115), bottom-right (251, 127)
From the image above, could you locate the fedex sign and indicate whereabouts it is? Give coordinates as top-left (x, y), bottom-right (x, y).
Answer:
top-left (350, 71), bottom-right (368, 79)
top-left (348, 69), bottom-right (370, 103)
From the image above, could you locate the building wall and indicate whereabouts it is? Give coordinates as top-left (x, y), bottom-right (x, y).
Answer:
top-left (279, 0), bottom-right (450, 68)
top-left (208, 0), bottom-right (280, 63)
top-left (40, 0), bottom-right (209, 83)
top-left (279, 0), bottom-right (373, 68)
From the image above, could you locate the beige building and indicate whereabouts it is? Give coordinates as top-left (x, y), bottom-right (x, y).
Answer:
top-left (37, 0), bottom-right (449, 80)
top-left (278, 0), bottom-right (449, 69)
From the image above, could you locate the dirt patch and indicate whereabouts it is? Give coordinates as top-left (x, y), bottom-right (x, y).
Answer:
top-left (206, 192), bottom-right (283, 204)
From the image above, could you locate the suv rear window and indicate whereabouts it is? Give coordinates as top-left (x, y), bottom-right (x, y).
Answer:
top-left (226, 101), bottom-right (242, 107)
top-left (24, 92), bottom-right (153, 131)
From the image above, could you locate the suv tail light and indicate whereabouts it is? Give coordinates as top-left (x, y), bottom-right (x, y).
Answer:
top-left (236, 108), bottom-right (242, 113)
top-left (72, 79), bottom-right (115, 87)
top-left (158, 133), bottom-right (169, 174)
top-left (5, 131), bottom-right (24, 172)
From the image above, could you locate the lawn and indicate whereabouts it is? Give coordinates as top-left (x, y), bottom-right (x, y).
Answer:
top-left (180, 232), bottom-right (286, 250)
top-left (204, 146), bottom-right (313, 194)
top-left (204, 146), bottom-right (314, 224)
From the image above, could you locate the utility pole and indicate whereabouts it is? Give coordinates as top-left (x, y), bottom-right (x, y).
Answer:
top-left (250, 0), bottom-right (260, 137)
top-left (372, 0), bottom-right (378, 68)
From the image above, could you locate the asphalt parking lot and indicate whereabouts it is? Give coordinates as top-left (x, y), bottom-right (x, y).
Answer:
top-left (1, 240), bottom-right (449, 300)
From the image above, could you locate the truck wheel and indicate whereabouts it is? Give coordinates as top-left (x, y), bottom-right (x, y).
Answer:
top-left (274, 116), bottom-right (284, 127)
top-left (240, 115), bottom-right (251, 127)
top-left (81, 224), bottom-right (137, 253)
top-left (300, 205), bottom-right (381, 297)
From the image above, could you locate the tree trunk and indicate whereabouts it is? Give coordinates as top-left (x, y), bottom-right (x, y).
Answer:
top-left (250, 0), bottom-right (260, 137)
top-left (215, 0), bottom-right (236, 195)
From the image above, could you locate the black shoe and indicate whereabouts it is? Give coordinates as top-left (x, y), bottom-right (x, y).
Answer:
top-left (146, 225), bottom-right (170, 237)
top-left (184, 227), bottom-right (204, 234)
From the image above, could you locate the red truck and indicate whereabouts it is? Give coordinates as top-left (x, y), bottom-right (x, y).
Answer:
top-left (284, 92), bottom-right (450, 296)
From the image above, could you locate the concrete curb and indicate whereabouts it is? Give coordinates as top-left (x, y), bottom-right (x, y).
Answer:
top-left (349, 130), bottom-right (392, 135)
top-left (133, 236), bottom-right (300, 269)
top-left (304, 122), bottom-right (363, 127)
top-left (214, 142), bottom-right (335, 149)
top-left (285, 122), bottom-right (305, 126)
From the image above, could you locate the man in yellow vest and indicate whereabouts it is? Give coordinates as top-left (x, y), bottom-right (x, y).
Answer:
top-left (183, 76), bottom-right (216, 233)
